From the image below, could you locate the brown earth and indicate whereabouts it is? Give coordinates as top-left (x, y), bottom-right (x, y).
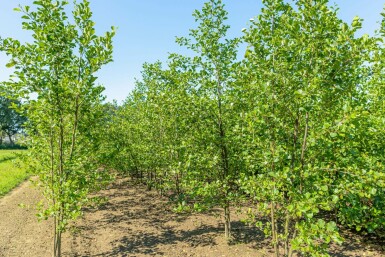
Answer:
top-left (0, 178), bottom-right (384, 257)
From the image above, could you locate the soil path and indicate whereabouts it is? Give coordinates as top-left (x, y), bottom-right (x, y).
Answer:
top-left (0, 179), bottom-right (53, 257)
top-left (0, 178), bottom-right (384, 257)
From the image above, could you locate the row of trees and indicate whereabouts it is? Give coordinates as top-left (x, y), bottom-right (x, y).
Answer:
top-left (1, 0), bottom-right (384, 256)
top-left (104, 0), bottom-right (385, 256)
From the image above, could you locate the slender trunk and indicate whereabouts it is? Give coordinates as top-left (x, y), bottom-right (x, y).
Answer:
top-left (54, 228), bottom-right (62, 257)
top-left (54, 211), bottom-right (63, 257)
top-left (132, 163), bottom-right (140, 180)
top-left (300, 112), bottom-right (309, 193)
top-left (53, 217), bottom-right (57, 257)
top-left (219, 116), bottom-right (231, 242)
top-left (224, 201), bottom-right (231, 241)
top-left (128, 150), bottom-right (140, 179)
top-left (69, 51), bottom-right (83, 163)
top-left (175, 123), bottom-right (181, 195)
top-left (154, 170), bottom-right (159, 193)
top-left (215, 64), bottom-right (231, 241)
top-left (288, 225), bottom-right (298, 257)
top-left (54, 231), bottom-right (62, 257)
top-left (269, 18), bottom-right (278, 256)
top-left (215, 68), bottom-right (229, 180)
top-left (291, 117), bottom-right (299, 171)
top-left (271, 202), bottom-right (279, 257)
top-left (7, 134), bottom-right (14, 145)
top-left (284, 116), bottom-right (298, 255)
top-left (147, 171), bottom-right (151, 190)
top-left (69, 94), bottom-right (80, 161)
top-left (58, 231), bottom-right (62, 257)
top-left (52, 64), bottom-right (64, 257)
top-left (134, 165), bottom-right (139, 179)
top-left (219, 117), bottom-right (231, 241)
top-left (55, 96), bottom-right (65, 257)
top-left (175, 172), bottom-right (180, 195)
top-left (50, 121), bottom-right (57, 257)
top-left (284, 211), bottom-right (290, 256)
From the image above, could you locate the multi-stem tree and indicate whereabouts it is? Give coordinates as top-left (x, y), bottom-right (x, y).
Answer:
top-left (0, 1), bottom-right (115, 256)
top-left (174, 0), bottom-right (241, 240)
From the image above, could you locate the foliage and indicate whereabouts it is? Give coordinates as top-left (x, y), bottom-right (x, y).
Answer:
top-left (0, 96), bottom-right (26, 145)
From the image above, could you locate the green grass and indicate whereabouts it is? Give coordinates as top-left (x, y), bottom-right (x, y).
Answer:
top-left (0, 150), bottom-right (29, 197)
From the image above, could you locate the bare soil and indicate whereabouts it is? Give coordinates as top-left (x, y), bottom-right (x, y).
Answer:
top-left (0, 178), bottom-right (384, 257)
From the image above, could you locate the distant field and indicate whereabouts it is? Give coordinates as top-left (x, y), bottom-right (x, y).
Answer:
top-left (0, 150), bottom-right (28, 197)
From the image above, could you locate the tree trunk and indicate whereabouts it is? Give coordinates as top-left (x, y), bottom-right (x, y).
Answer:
top-left (284, 211), bottom-right (290, 256)
top-left (288, 225), bottom-right (298, 257)
top-left (7, 134), bottom-right (14, 145)
top-left (224, 201), bottom-right (231, 241)
top-left (53, 215), bottom-right (62, 257)
top-left (215, 66), bottom-right (232, 242)
top-left (271, 202), bottom-right (280, 257)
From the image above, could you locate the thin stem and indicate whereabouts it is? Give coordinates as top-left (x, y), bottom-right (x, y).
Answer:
top-left (300, 112), bottom-right (309, 193)
top-left (271, 202), bottom-right (279, 257)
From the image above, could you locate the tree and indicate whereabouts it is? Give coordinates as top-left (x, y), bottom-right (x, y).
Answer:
top-left (0, 1), bottom-right (115, 256)
top-left (0, 96), bottom-right (26, 145)
top-left (173, 0), bottom-right (242, 240)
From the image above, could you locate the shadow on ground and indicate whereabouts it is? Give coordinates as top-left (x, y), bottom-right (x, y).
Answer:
top-left (329, 229), bottom-right (385, 257)
top-left (69, 179), bottom-right (266, 257)
top-left (65, 179), bottom-right (385, 257)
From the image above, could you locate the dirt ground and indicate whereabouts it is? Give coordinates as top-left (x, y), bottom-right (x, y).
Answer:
top-left (0, 178), bottom-right (384, 257)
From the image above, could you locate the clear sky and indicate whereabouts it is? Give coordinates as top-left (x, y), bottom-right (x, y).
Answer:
top-left (0, 0), bottom-right (383, 103)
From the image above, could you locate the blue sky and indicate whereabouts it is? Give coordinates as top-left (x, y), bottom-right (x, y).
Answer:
top-left (0, 0), bottom-right (384, 103)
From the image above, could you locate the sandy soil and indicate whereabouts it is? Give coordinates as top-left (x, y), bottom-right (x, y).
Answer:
top-left (0, 178), bottom-right (384, 257)
top-left (0, 179), bottom-right (53, 257)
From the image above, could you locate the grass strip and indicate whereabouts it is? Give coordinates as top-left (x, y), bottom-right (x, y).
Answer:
top-left (0, 150), bottom-right (29, 197)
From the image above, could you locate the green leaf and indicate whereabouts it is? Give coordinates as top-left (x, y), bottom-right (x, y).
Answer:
top-left (370, 188), bottom-right (377, 195)
top-left (326, 222), bottom-right (337, 232)
top-left (6, 60), bottom-right (17, 68)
